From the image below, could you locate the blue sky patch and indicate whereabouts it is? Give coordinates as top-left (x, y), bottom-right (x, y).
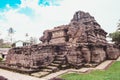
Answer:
top-left (18, 7), bottom-right (34, 17)
top-left (39, 0), bottom-right (62, 6)
top-left (0, 0), bottom-right (21, 9)
top-left (0, 0), bottom-right (62, 9)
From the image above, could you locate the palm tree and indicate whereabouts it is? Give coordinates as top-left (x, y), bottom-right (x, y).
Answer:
top-left (25, 33), bottom-right (29, 42)
top-left (8, 27), bottom-right (15, 43)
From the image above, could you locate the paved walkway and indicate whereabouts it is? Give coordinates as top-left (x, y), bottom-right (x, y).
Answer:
top-left (0, 58), bottom-right (119, 80)
top-left (0, 69), bottom-right (45, 80)
top-left (95, 60), bottom-right (114, 70)
top-left (42, 60), bottom-right (114, 80)
top-left (117, 56), bottom-right (120, 61)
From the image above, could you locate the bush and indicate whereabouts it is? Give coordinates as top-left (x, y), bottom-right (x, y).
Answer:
top-left (0, 57), bottom-right (3, 61)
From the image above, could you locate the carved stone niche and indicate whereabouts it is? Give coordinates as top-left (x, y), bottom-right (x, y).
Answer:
top-left (81, 46), bottom-right (91, 63)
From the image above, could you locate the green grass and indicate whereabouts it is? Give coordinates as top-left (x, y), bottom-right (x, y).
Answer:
top-left (60, 61), bottom-right (120, 80)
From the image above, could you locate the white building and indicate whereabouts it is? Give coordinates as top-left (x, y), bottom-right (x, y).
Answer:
top-left (12, 40), bottom-right (32, 47)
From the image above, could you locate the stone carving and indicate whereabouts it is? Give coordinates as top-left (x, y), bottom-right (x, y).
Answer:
top-left (4, 11), bottom-right (120, 73)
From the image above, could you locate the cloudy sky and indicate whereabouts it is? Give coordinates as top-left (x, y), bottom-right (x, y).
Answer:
top-left (0, 0), bottom-right (120, 42)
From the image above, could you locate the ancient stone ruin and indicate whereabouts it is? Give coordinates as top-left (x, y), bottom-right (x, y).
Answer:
top-left (3, 11), bottom-right (120, 77)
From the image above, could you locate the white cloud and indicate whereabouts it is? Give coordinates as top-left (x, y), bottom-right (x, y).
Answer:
top-left (20, 0), bottom-right (39, 8)
top-left (0, 0), bottom-right (120, 43)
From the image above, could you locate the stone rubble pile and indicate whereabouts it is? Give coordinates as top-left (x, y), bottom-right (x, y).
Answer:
top-left (5, 11), bottom-right (120, 74)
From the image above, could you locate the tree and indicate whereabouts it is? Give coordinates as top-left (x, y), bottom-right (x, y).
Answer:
top-left (109, 31), bottom-right (120, 44)
top-left (117, 19), bottom-right (120, 30)
top-left (8, 27), bottom-right (15, 43)
top-left (109, 20), bottom-right (120, 44)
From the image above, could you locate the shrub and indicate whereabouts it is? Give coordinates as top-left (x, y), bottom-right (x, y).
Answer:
top-left (0, 57), bottom-right (3, 61)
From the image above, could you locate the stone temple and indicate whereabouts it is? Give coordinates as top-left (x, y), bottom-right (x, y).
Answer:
top-left (3, 11), bottom-right (120, 77)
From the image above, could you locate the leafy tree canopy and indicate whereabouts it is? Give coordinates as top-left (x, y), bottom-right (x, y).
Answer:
top-left (109, 20), bottom-right (120, 44)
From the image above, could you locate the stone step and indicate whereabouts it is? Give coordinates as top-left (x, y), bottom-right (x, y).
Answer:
top-left (46, 66), bottom-right (58, 71)
top-left (59, 65), bottom-right (68, 69)
top-left (75, 63), bottom-right (83, 69)
top-left (53, 61), bottom-right (62, 64)
top-left (31, 71), bottom-right (50, 77)
top-left (50, 63), bottom-right (60, 67)
top-left (56, 55), bottom-right (65, 58)
top-left (42, 69), bottom-right (53, 72)
top-left (61, 65), bottom-right (67, 68)
top-left (91, 63), bottom-right (98, 67)
top-left (84, 63), bottom-right (93, 67)
top-left (56, 57), bottom-right (65, 61)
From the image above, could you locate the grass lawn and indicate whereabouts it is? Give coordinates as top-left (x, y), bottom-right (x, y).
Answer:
top-left (60, 61), bottom-right (120, 80)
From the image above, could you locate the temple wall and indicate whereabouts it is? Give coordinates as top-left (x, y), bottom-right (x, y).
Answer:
top-left (91, 47), bottom-right (106, 63)
top-left (50, 37), bottom-right (66, 44)
top-left (106, 44), bottom-right (120, 60)
top-left (6, 45), bottom-right (55, 69)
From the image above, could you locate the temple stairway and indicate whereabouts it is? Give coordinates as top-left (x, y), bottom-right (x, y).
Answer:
top-left (31, 53), bottom-right (68, 77)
